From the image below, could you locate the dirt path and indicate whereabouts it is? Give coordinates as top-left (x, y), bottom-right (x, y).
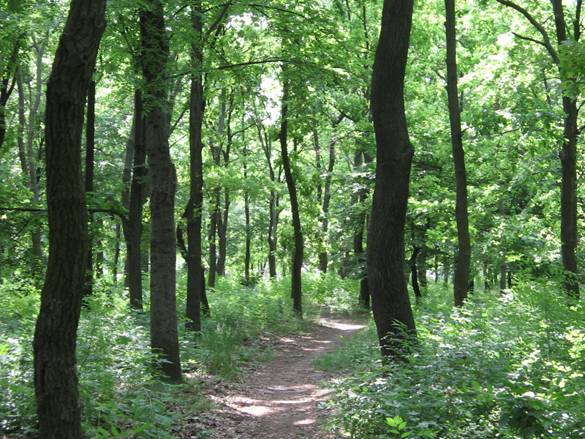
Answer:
top-left (185, 316), bottom-right (365, 439)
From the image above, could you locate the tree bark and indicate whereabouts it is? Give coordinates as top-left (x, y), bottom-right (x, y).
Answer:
top-left (551, 0), bottom-right (579, 297)
top-left (84, 79), bottom-right (96, 297)
top-left (186, 0), bottom-right (205, 332)
top-left (207, 187), bottom-right (220, 287)
top-left (243, 145), bottom-right (252, 284)
top-left (279, 79), bottom-right (303, 317)
top-left (0, 39), bottom-right (20, 151)
top-left (33, 1), bottom-right (106, 437)
top-left (257, 118), bottom-right (279, 278)
top-left (368, 0), bottom-right (417, 359)
top-left (217, 189), bottom-right (230, 276)
top-left (126, 90), bottom-right (146, 309)
top-left (140, 0), bottom-right (182, 381)
top-left (410, 246), bottom-right (422, 301)
top-left (445, 0), bottom-right (471, 307)
top-left (354, 150), bottom-right (372, 309)
top-left (318, 137), bottom-right (336, 273)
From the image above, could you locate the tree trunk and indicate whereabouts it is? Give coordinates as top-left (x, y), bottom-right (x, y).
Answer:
top-left (208, 188), bottom-right (220, 287)
top-left (16, 66), bottom-right (43, 269)
top-left (140, 0), bottom-right (182, 382)
top-left (352, 151), bottom-right (370, 308)
top-left (186, 0), bottom-right (205, 332)
top-left (318, 138), bottom-right (335, 272)
top-left (127, 90), bottom-right (146, 309)
top-left (279, 79), bottom-right (303, 316)
top-left (417, 230), bottom-right (428, 288)
top-left (33, 1), bottom-right (106, 437)
top-left (244, 189), bottom-right (251, 284)
top-left (500, 259), bottom-right (507, 292)
top-left (217, 189), bottom-right (229, 276)
top-left (257, 118), bottom-right (279, 279)
top-left (445, 0), bottom-right (471, 307)
top-left (113, 221), bottom-right (121, 284)
top-left (410, 246), bottom-right (422, 301)
top-left (0, 39), bottom-right (20, 151)
top-left (84, 79), bottom-right (96, 297)
top-left (368, 0), bottom-right (417, 358)
top-left (551, 0), bottom-right (580, 298)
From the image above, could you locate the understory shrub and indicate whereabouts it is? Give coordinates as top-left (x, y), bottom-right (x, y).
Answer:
top-left (320, 282), bottom-right (585, 438)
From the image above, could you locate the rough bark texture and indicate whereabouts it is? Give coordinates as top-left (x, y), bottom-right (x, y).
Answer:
top-left (445, 0), bottom-right (471, 307)
top-left (32, 1), bottom-right (106, 437)
top-left (140, 0), bottom-right (182, 381)
top-left (186, 0), bottom-right (205, 332)
top-left (127, 90), bottom-right (146, 309)
top-left (368, 0), bottom-right (417, 359)
top-left (279, 80), bottom-right (303, 317)
top-left (551, 0), bottom-right (580, 297)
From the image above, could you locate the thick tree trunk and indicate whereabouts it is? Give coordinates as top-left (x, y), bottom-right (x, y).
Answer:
top-left (279, 80), bottom-right (303, 316)
top-left (126, 90), bottom-right (146, 309)
top-left (32, 1), bottom-right (106, 437)
top-left (551, 0), bottom-right (580, 298)
top-left (368, 0), bottom-right (417, 358)
top-left (445, 0), bottom-right (471, 307)
top-left (84, 79), bottom-right (96, 296)
top-left (186, 0), bottom-right (205, 332)
top-left (140, 0), bottom-right (182, 381)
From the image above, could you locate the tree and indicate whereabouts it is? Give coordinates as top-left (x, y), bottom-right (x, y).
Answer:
top-left (445, 0), bottom-right (472, 306)
top-left (494, 0), bottom-right (582, 297)
top-left (185, 0), bottom-right (205, 332)
top-left (32, 0), bottom-right (106, 437)
top-left (279, 77), bottom-right (303, 317)
top-left (139, 0), bottom-right (182, 381)
top-left (368, 0), bottom-right (417, 359)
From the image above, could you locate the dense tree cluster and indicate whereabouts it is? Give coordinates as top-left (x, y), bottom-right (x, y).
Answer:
top-left (0, 0), bottom-right (583, 437)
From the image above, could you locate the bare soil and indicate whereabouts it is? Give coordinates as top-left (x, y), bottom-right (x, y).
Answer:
top-left (181, 315), bottom-right (365, 439)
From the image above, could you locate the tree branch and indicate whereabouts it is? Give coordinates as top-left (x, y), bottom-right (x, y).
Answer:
top-left (495, 0), bottom-right (560, 64)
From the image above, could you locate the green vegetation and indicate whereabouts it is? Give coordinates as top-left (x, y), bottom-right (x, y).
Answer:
top-left (318, 283), bottom-right (585, 438)
top-left (0, 273), bottom-right (359, 436)
top-left (0, 0), bottom-right (584, 437)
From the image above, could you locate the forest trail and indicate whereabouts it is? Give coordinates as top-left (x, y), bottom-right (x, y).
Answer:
top-left (185, 315), bottom-right (366, 438)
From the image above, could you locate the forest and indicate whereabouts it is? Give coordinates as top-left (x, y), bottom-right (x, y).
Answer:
top-left (0, 0), bottom-right (584, 437)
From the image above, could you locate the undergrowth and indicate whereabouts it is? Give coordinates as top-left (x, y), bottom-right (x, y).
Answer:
top-left (0, 271), bottom-right (359, 437)
top-left (316, 282), bottom-right (585, 438)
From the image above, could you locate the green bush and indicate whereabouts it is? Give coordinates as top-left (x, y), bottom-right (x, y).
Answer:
top-left (321, 282), bottom-right (585, 438)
